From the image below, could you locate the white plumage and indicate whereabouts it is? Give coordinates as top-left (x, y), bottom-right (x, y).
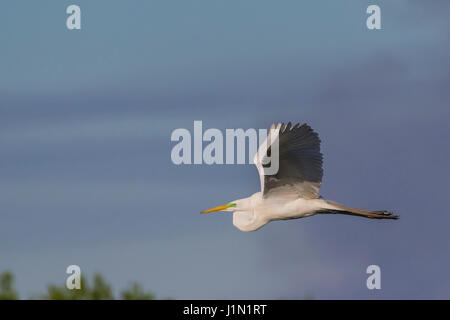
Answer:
top-left (202, 122), bottom-right (398, 232)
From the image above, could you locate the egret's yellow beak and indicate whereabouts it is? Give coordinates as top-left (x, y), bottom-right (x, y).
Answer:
top-left (201, 203), bottom-right (236, 214)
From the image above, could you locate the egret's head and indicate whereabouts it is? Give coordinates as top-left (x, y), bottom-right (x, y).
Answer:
top-left (201, 196), bottom-right (266, 232)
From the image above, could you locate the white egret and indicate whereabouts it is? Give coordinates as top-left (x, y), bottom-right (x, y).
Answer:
top-left (201, 122), bottom-right (398, 232)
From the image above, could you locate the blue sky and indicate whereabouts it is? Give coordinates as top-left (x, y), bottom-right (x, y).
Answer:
top-left (1, 0), bottom-right (450, 298)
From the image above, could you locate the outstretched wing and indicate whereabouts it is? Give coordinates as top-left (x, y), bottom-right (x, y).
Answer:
top-left (253, 122), bottom-right (323, 199)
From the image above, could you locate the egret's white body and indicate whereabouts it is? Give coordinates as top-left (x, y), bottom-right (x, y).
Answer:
top-left (202, 122), bottom-right (397, 232)
top-left (230, 193), bottom-right (328, 232)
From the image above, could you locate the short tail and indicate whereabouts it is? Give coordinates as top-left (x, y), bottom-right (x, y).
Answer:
top-left (317, 201), bottom-right (399, 220)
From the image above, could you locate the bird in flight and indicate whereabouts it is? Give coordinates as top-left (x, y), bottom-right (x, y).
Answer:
top-left (201, 122), bottom-right (398, 232)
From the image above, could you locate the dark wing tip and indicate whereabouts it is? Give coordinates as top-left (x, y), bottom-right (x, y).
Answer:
top-left (285, 122), bottom-right (292, 131)
top-left (272, 122), bottom-right (320, 143)
top-left (277, 121), bottom-right (304, 133)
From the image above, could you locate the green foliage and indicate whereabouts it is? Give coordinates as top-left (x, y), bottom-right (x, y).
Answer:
top-left (0, 271), bottom-right (19, 300)
top-left (120, 282), bottom-right (155, 300)
top-left (89, 274), bottom-right (114, 300)
top-left (42, 274), bottom-right (114, 300)
top-left (0, 270), bottom-right (156, 300)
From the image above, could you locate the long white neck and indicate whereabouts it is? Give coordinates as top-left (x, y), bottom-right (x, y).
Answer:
top-left (232, 193), bottom-right (268, 232)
